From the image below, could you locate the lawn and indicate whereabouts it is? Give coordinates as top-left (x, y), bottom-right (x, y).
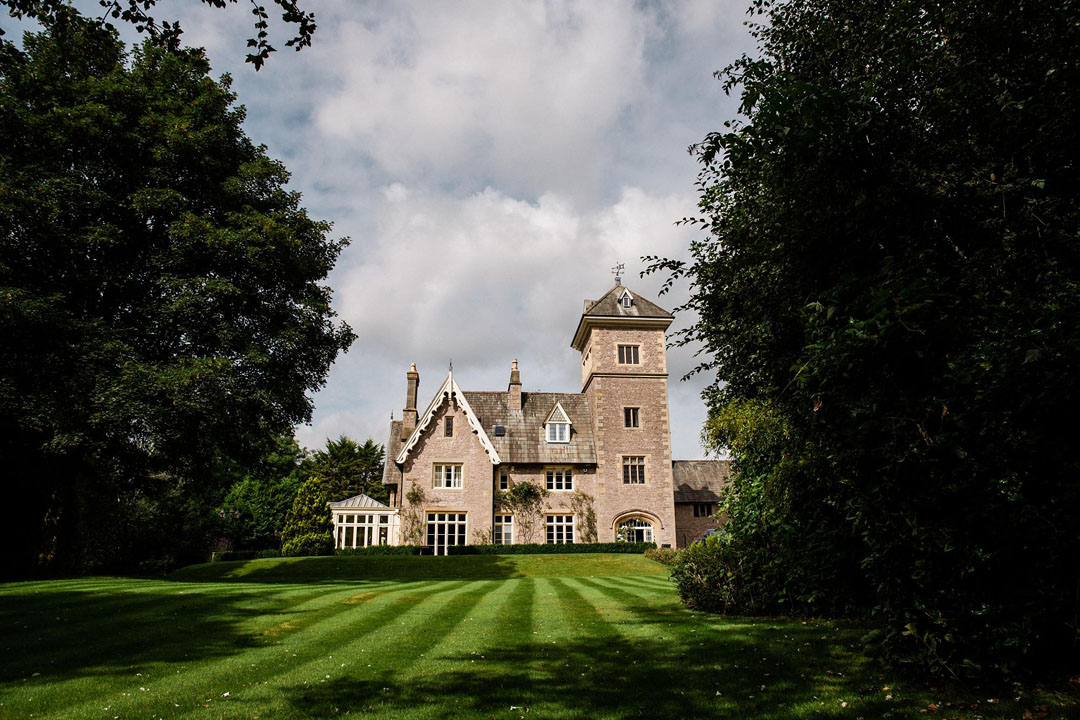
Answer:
top-left (0, 554), bottom-right (1075, 719)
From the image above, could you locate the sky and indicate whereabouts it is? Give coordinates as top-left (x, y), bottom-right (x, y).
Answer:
top-left (2, 1), bottom-right (758, 459)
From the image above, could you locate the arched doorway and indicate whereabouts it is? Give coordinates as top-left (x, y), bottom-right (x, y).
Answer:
top-left (617, 517), bottom-right (654, 543)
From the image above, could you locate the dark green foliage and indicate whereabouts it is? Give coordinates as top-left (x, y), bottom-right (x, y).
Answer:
top-left (217, 435), bottom-right (306, 551)
top-left (335, 545), bottom-right (422, 556)
top-left (0, 11), bottom-right (352, 576)
top-left (446, 542), bottom-right (655, 556)
top-left (0, 0), bottom-right (316, 70)
top-left (303, 436), bottom-right (387, 505)
top-left (280, 475), bottom-right (333, 556)
top-left (653, 0), bottom-right (1080, 679)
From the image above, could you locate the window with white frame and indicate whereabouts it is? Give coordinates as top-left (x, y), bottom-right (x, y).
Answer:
top-left (336, 513), bottom-right (391, 549)
top-left (623, 456), bottom-right (646, 484)
top-left (546, 515), bottom-right (574, 544)
top-left (494, 515), bottom-right (513, 544)
top-left (546, 422), bottom-right (569, 443)
top-left (545, 467), bottom-right (573, 491)
top-left (426, 512), bottom-right (467, 551)
top-left (617, 344), bottom-right (640, 365)
top-left (620, 290), bottom-right (633, 308)
top-left (617, 517), bottom-right (654, 543)
top-left (498, 467), bottom-right (509, 490)
top-left (624, 407), bottom-right (640, 428)
top-left (434, 463), bottom-right (463, 489)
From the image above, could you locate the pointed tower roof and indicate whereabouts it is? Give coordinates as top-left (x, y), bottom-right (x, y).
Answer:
top-left (394, 369), bottom-right (501, 465)
top-left (571, 284), bottom-right (674, 350)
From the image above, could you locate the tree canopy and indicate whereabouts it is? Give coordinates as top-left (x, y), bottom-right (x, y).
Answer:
top-left (655, 0), bottom-right (1080, 679)
top-left (1, 0), bottom-right (315, 69)
top-left (0, 10), bottom-right (353, 575)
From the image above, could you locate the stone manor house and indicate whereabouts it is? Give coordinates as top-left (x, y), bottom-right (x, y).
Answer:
top-left (330, 283), bottom-right (729, 553)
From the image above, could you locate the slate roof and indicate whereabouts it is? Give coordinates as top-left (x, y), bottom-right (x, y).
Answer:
top-left (583, 284), bottom-right (674, 319)
top-left (382, 419), bottom-right (403, 485)
top-left (463, 391), bottom-right (597, 464)
top-left (672, 460), bottom-right (731, 503)
top-left (328, 493), bottom-right (391, 509)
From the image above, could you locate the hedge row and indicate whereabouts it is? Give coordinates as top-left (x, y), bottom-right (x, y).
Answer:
top-left (446, 542), bottom-right (656, 555)
top-left (211, 549), bottom-right (282, 562)
top-left (335, 545), bottom-right (423, 556)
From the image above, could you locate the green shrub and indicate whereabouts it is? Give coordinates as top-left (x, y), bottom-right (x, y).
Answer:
top-left (669, 535), bottom-right (736, 612)
top-left (446, 542), bottom-right (654, 555)
top-left (335, 545), bottom-right (421, 556)
top-left (281, 532), bottom-right (333, 557)
top-left (644, 547), bottom-right (682, 566)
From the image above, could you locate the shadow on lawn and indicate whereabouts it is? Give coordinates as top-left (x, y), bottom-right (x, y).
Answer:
top-left (284, 578), bottom-right (893, 720)
top-left (0, 584), bottom-right (276, 683)
top-left (170, 554), bottom-right (528, 584)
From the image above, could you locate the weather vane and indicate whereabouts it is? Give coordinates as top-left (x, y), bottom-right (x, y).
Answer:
top-left (612, 262), bottom-right (625, 286)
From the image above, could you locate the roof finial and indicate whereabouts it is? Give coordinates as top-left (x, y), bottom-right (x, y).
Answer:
top-left (612, 262), bottom-right (625, 286)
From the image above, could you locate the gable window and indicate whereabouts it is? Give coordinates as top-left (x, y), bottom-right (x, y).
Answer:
top-left (546, 422), bottom-right (569, 443)
top-left (623, 456), bottom-right (646, 484)
top-left (433, 463), bottom-right (463, 489)
top-left (444, 416), bottom-right (453, 437)
top-left (693, 502), bottom-right (715, 518)
top-left (494, 515), bottom-right (513, 544)
top-left (619, 290), bottom-right (633, 308)
top-left (624, 407), bottom-right (640, 428)
top-left (546, 515), bottom-right (574, 544)
top-left (499, 467), bottom-right (509, 490)
top-left (546, 467), bottom-right (573, 491)
top-left (617, 344), bottom-right (640, 365)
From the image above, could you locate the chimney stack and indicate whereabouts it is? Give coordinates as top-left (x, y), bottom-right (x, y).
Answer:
top-left (508, 359), bottom-right (522, 412)
top-left (401, 363), bottom-right (419, 440)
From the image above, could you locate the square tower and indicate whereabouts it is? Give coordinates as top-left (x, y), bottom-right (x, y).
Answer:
top-left (571, 285), bottom-right (677, 546)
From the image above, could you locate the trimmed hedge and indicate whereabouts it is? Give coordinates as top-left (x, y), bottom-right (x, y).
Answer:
top-left (211, 549), bottom-right (281, 562)
top-left (644, 547), bottom-right (682, 566)
top-left (447, 542), bottom-right (655, 555)
top-left (335, 545), bottom-right (422, 556)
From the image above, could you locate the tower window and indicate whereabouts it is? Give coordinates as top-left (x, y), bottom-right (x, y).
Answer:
top-left (617, 345), bottom-right (640, 365)
top-left (624, 407), bottom-right (640, 428)
top-left (623, 456), bottom-right (646, 484)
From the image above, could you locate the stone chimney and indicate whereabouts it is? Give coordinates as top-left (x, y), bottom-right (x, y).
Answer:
top-left (401, 362), bottom-right (419, 440)
top-left (508, 359), bottom-right (522, 412)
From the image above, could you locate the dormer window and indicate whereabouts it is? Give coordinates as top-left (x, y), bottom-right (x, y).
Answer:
top-left (547, 423), bottom-right (569, 443)
top-left (544, 402), bottom-right (572, 444)
top-left (619, 289), bottom-right (633, 308)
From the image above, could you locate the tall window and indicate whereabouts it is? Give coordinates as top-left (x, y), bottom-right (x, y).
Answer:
top-left (693, 503), bottom-right (715, 517)
top-left (545, 467), bottom-right (573, 491)
top-left (498, 467), bottom-right (509, 490)
top-left (623, 456), bottom-right (646, 484)
top-left (617, 344), bottom-right (640, 365)
top-left (426, 512), bottom-right (467, 554)
top-left (444, 416), bottom-right (453, 436)
top-left (434, 463), bottom-right (463, 489)
top-left (546, 422), bottom-right (569, 443)
top-left (546, 515), bottom-right (574, 544)
top-left (494, 515), bottom-right (513, 545)
top-left (624, 407), bottom-right (640, 428)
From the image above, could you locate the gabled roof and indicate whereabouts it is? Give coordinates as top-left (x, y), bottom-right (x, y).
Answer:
top-left (544, 401), bottom-right (572, 426)
top-left (572, 284), bottom-right (674, 350)
top-left (464, 391), bottom-right (597, 464)
top-left (672, 460), bottom-right (731, 503)
top-left (395, 370), bottom-right (501, 466)
top-left (328, 493), bottom-right (391, 509)
top-left (382, 418), bottom-right (403, 485)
